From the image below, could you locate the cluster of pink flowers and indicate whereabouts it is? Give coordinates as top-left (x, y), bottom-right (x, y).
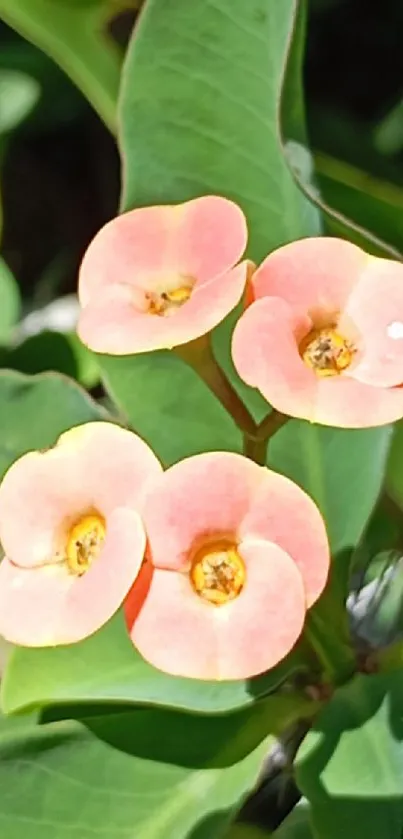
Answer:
top-left (0, 423), bottom-right (328, 679)
top-left (0, 194), bottom-right (402, 681)
top-left (78, 194), bottom-right (403, 429)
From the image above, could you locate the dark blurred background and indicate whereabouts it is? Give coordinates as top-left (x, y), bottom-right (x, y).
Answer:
top-left (0, 0), bottom-right (402, 307)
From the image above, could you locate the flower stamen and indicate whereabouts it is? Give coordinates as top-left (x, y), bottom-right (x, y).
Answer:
top-left (300, 327), bottom-right (355, 377)
top-left (66, 514), bottom-right (105, 576)
top-left (146, 279), bottom-right (194, 317)
top-left (190, 540), bottom-right (245, 605)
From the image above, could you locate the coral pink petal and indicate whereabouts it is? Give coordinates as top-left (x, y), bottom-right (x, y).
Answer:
top-left (0, 509), bottom-right (145, 647)
top-left (241, 474), bottom-right (329, 607)
top-left (0, 558), bottom-right (76, 647)
top-left (128, 540), bottom-right (305, 680)
top-left (78, 205), bottom-right (176, 306)
top-left (174, 195), bottom-right (247, 285)
top-left (0, 446), bottom-right (91, 568)
top-left (232, 296), bottom-right (319, 421)
top-left (61, 507), bottom-right (146, 643)
top-left (57, 422), bottom-right (162, 515)
top-left (0, 422), bottom-right (160, 568)
top-left (341, 258), bottom-right (403, 388)
top-left (232, 296), bottom-right (403, 427)
top-left (77, 262), bottom-right (248, 355)
top-left (78, 197), bottom-right (247, 307)
top-left (141, 452), bottom-right (264, 572)
top-left (313, 376), bottom-right (403, 428)
top-left (251, 237), bottom-right (367, 313)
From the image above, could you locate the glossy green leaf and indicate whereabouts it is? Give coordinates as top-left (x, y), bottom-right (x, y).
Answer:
top-left (269, 420), bottom-right (391, 555)
top-left (0, 369), bottom-right (103, 478)
top-left (101, 353), bottom-right (241, 465)
top-left (295, 671), bottom-right (403, 839)
top-left (0, 703), bottom-right (274, 839)
top-left (0, 69), bottom-right (40, 135)
top-left (0, 257), bottom-right (20, 341)
top-left (2, 612), bottom-right (306, 716)
top-left (0, 0), bottom-right (122, 131)
top-left (119, 0), bottom-right (320, 259)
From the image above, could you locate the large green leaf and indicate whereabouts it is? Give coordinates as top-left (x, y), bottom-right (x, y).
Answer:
top-left (0, 0), bottom-right (122, 131)
top-left (103, 0), bottom-right (320, 446)
top-left (0, 703), bottom-right (274, 839)
top-left (295, 671), bottom-right (403, 839)
top-left (0, 369), bottom-right (103, 478)
top-left (101, 353), bottom-right (241, 465)
top-left (2, 612), bottom-right (306, 716)
top-left (269, 420), bottom-right (391, 556)
top-left (119, 0), bottom-right (320, 257)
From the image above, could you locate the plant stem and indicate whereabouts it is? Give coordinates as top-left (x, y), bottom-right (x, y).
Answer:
top-left (243, 434), bottom-right (268, 465)
top-left (175, 336), bottom-right (258, 437)
top-left (256, 409), bottom-right (289, 439)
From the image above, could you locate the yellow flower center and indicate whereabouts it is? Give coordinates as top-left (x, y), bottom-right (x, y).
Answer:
top-left (66, 513), bottom-right (106, 576)
top-left (300, 327), bottom-right (355, 377)
top-left (190, 541), bottom-right (246, 605)
top-left (146, 279), bottom-right (194, 317)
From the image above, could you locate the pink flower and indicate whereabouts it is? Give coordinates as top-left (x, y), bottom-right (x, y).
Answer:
top-left (125, 452), bottom-right (329, 680)
top-left (232, 238), bottom-right (403, 428)
top-left (77, 196), bottom-right (249, 354)
top-left (0, 422), bottom-right (162, 647)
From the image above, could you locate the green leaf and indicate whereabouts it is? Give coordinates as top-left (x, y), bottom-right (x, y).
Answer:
top-left (119, 0), bottom-right (320, 260)
top-left (295, 671), bottom-right (403, 839)
top-left (1, 330), bottom-right (100, 388)
top-left (268, 422), bottom-right (391, 684)
top-left (0, 369), bottom-right (103, 478)
top-left (314, 153), bottom-right (403, 258)
top-left (226, 826), bottom-right (272, 839)
top-left (101, 353), bottom-right (241, 465)
top-left (0, 0), bottom-right (122, 131)
top-left (386, 422), bottom-right (403, 510)
top-left (0, 69), bottom-right (40, 135)
top-left (2, 612), bottom-right (305, 717)
top-left (0, 704), bottom-right (274, 839)
top-left (105, 0), bottom-right (321, 440)
top-left (280, 15), bottom-right (402, 262)
top-left (269, 421), bottom-right (391, 556)
top-left (0, 257), bottom-right (20, 341)
top-left (282, 108), bottom-right (402, 260)
top-left (274, 800), bottom-right (313, 838)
